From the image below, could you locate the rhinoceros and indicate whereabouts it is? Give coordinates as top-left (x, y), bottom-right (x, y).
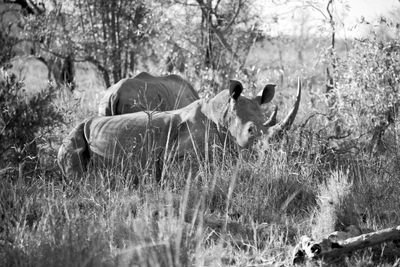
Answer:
top-left (58, 79), bottom-right (301, 179)
top-left (98, 72), bottom-right (199, 115)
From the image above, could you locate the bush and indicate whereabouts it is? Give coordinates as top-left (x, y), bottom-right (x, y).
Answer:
top-left (330, 38), bottom-right (400, 151)
top-left (0, 69), bottom-right (64, 178)
top-left (0, 30), bottom-right (16, 69)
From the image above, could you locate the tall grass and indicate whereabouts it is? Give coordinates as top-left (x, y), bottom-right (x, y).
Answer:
top-left (2, 76), bottom-right (400, 267)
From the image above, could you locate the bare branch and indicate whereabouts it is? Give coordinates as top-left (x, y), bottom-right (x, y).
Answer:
top-left (299, 112), bottom-right (328, 129)
top-left (210, 26), bottom-right (239, 60)
top-left (304, 1), bottom-right (327, 20)
top-left (214, 0), bottom-right (223, 11)
top-left (173, 0), bottom-right (198, 7)
top-left (222, 0), bottom-right (243, 32)
top-left (4, 0), bottom-right (45, 15)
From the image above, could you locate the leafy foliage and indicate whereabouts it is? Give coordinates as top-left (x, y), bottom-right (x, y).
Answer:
top-left (0, 30), bottom-right (17, 68)
top-left (332, 39), bottom-right (400, 138)
top-left (0, 70), bottom-right (64, 174)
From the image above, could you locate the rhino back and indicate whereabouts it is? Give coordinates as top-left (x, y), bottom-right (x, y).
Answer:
top-left (158, 74), bottom-right (199, 109)
top-left (86, 112), bottom-right (180, 162)
top-left (98, 72), bottom-right (199, 116)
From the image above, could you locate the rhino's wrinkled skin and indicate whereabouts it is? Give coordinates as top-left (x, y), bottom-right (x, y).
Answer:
top-left (58, 79), bottom-right (301, 179)
top-left (98, 72), bottom-right (199, 116)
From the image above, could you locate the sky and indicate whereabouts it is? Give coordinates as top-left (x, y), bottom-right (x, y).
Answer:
top-left (341, 0), bottom-right (399, 38)
top-left (347, 0), bottom-right (397, 21)
top-left (255, 0), bottom-right (400, 38)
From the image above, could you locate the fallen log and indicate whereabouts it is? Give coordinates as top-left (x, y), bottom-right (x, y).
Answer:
top-left (293, 225), bottom-right (400, 264)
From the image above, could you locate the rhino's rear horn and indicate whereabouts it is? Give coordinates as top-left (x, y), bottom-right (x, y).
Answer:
top-left (263, 105), bottom-right (278, 127)
top-left (269, 78), bottom-right (301, 138)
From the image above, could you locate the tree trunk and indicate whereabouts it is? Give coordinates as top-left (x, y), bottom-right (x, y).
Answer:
top-left (326, 0), bottom-right (336, 94)
top-left (110, 1), bottom-right (120, 82)
top-left (129, 51), bottom-right (135, 75)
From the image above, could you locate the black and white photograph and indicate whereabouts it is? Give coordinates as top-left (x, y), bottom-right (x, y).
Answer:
top-left (1, 0), bottom-right (400, 266)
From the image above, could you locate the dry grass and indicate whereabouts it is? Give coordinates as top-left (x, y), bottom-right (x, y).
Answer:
top-left (2, 73), bottom-right (400, 267)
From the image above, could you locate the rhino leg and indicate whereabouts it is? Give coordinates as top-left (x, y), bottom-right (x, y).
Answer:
top-left (154, 156), bottom-right (164, 183)
top-left (57, 122), bottom-right (90, 179)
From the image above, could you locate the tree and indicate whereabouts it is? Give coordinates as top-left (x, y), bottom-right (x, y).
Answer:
top-left (23, 0), bottom-right (155, 87)
top-left (154, 0), bottom-right (262, 93)
top-left (325, 0), bottom-right (336, 95)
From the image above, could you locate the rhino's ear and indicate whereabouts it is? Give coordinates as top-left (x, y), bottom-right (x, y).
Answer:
top-left (255, 84), bottom-right (275, 105)
top-left (229, 80), bottom-right (243, 101)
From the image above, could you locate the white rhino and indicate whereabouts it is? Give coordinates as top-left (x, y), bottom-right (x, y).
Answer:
top-left (58, 79), bottom-right (301, 179)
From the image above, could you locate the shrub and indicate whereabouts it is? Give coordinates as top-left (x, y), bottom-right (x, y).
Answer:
top-left (0, 30), bottom-right (16, 69)
top-left (0, 69), bottom-right (64, 178)
top-left (330, 38), bottom-right (400, 151)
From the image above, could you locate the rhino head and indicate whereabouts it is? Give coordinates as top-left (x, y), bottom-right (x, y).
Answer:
top-left (201, 78), bottom-right (301, 148)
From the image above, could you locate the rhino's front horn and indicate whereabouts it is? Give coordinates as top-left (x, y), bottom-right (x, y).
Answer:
top-left (268, 78), bottom-right (301, 139)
